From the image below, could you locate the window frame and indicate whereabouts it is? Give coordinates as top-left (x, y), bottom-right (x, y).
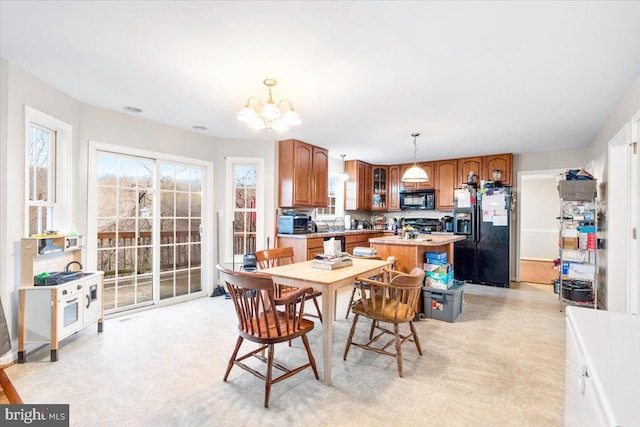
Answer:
top-left (24, 106), bottom-right (72, 236)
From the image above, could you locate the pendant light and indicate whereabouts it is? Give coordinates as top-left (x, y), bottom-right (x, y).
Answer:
top-left (401, 133), bottom-right (429, 182)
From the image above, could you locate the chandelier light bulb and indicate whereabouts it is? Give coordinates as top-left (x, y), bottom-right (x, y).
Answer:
top-left (247, 119), bottom-right (267, 130)
top-left (271, 120), bottom-right (291, 132)
top-left (260, 102), bottom-right (281, 120)
top-left (282, 110), bottom-right (301, 126)
top-left (237, 106), bottom-right (259, 124)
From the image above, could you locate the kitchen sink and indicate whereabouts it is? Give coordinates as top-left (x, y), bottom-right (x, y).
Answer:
top-left (34, 271), bottom-right (91, 286)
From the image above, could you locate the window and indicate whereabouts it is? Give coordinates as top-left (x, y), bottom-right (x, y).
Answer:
top-left (225, 157), bottom-right (264, 263)
top-left (24, 107), bottom-right (72, 237)
top-left (317, 174), bottom-right (338, 215)
top-left (316, 173), bottom-right (344, 221)
top-left (27, 123), bottom-right (56, 235)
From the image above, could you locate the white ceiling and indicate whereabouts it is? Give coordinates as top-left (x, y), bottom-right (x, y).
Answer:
top-left (2, 1), bottom-right (640, 164)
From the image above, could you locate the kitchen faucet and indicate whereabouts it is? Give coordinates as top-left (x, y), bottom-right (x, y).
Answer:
top-left (332, 217), bottom-right (345, 231)
top-left (65, 260), bottom-right (83, 271)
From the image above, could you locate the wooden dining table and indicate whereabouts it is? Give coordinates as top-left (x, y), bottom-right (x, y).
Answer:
top-left (260, 257), bottom-right (392, 385)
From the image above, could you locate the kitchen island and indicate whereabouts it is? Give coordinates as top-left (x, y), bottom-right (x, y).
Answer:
top-left (369, 234), bottom-right (465, 273)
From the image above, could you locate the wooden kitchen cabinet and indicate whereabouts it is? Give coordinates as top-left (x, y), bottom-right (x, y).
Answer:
top-left (457, 156), bottom-right (483, 187)
top-left (483, 153), bottom-right (513, 187)
top-left (400, 162), bottom-right (434, 191)
top-left (371, 166), bottom-right (388, 210)
top-left (435, 159), bottom-right (457, 210)
top-left (345, 160), bottom-right (372, 210)
top-left (387, 165), bottom-right (401, 211)
top-left (278, 139), bottom-right (328, 208)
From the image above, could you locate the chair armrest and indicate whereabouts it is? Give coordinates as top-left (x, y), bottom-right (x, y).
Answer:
top-left (273, 286), bottom-right (312, 305)
top-left (354, 276), bottom-right (385, 286)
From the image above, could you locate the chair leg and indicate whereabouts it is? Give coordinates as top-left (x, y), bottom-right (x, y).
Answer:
top-left (409, 321), bottom-right (423, 355)
top-left (312, 296), bottom-right (323, 323)
top-left (224, 336), bottom-right (244, 381)
top-left (343, 314), bottom-right (359, 360)
top-left (394, 323), bottom-right (403, 378)
top-left (345, 286), bottom-right (357, 319)
top-left (264, 344), bottom-right (275, 408)
top-left (301, 334), bottom-right (319, 379)
top-left (369, 320), bottom-right (377, 340)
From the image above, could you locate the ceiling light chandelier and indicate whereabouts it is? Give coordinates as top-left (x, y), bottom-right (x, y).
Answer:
top-left (401, 133), bottom-right (429, 183)
top-left (236, 78), bottom-right (301, 132)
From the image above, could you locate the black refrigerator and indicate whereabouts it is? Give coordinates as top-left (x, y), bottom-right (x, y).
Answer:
top-left (453, 186), bottom-right (511, 287)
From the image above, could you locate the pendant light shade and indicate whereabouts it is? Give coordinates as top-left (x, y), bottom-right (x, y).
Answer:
top-left (402, 164), bottom-right (429, 182)
top-left (401, 133), bottom-right (429, 183)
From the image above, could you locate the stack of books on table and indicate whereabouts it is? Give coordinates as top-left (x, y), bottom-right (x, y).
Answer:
top-left (311, 253), bottom-right (353, 270)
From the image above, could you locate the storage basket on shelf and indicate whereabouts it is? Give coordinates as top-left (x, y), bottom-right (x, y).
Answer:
top-left (558, 180), bottom-right (597, 201)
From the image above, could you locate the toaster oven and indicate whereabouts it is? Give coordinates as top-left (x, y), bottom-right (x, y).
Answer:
top-left (277, 215), bottom-right (310, 234)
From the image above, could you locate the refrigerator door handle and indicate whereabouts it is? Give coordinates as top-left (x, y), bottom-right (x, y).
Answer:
top-left (473, 204), bottom-right (479, 243)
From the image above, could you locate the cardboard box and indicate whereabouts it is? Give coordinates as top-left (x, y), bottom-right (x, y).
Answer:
top-left (563, 237), bottom-right (578, 250)
top-left (425, 271), bottom-right (454, 289)
top-left (425, 252), bottom-right (447, 262)
top-left (423, 263), bottom-right (452, 274)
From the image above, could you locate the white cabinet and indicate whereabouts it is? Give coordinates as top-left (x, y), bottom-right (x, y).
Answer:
top-left (565, 307), bottom-right (640, 426)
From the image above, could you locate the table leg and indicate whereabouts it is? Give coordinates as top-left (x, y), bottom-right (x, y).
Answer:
top-left (321, 286), bottom-right (333, 385)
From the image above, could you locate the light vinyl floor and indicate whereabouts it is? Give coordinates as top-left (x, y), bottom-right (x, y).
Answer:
top-left (6, 282), bottom-right (566, 426)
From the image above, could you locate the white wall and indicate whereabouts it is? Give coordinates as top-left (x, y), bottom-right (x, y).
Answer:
top-left (0, 61), bottom-right (82, 363)
top-left (0, 61), bottom-right (277, 362)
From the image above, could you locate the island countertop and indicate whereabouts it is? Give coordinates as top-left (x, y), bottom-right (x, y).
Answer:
top-left (369, 234), bottom-right (465, 246)
top-left (369, 234), bottom-right (465, 273)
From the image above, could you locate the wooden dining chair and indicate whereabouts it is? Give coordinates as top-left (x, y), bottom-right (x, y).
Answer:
top-left (216, 264), bottom-right (319, 408)
top-left (343, 267), bottom-right (425, 377)
top-left (255, 247), bottom-right (323, 323)
top-left (344, 255), bottom-right (397, 319)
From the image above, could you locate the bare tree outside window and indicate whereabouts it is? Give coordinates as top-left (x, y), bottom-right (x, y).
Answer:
top-left (27, 124), bottom-right (56, 235)
top-left (233, 165), bottom-right (257, 256)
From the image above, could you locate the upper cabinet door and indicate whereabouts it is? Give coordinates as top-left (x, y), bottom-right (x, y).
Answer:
top-left (371, 166), bottom-right (388, 210)
top-left (483, 153), bottom-right (513, 187)
top-left (278, 139), bottom-right (328, 208)
top-left (387, 165), bottom-right (400, 211)
top-left (345, 160), bottom-right (372, 210)
top-left (292, 141), bottom-right (313, 206)
top-left (311, 146), bottom-right (328, 207)
top-left (434, 159), bottom-right (457, 210)
top-left (416, 161), bottom-right (435, 189)
top-left (457, 156), bottom-right (483, 187)
top-left (364, 162), bottom-right (373, 210)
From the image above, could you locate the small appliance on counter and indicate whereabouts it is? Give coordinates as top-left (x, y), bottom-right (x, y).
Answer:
top-left (277, 211), bottom-right (310, 234)
top-left (440, 215), bottom-right (454, 233)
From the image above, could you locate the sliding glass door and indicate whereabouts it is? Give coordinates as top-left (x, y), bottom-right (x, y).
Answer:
top-left (95, 150), bottom-right (206, 313)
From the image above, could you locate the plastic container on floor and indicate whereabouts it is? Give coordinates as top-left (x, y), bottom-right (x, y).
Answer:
top-left (422, 282), bottom-right (465, 322)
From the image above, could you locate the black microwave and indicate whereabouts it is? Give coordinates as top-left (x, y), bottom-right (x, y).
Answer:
top-left (400, 190), bottom-right (436, 210)
top-left (277, 215), bottom-right (310, 234)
